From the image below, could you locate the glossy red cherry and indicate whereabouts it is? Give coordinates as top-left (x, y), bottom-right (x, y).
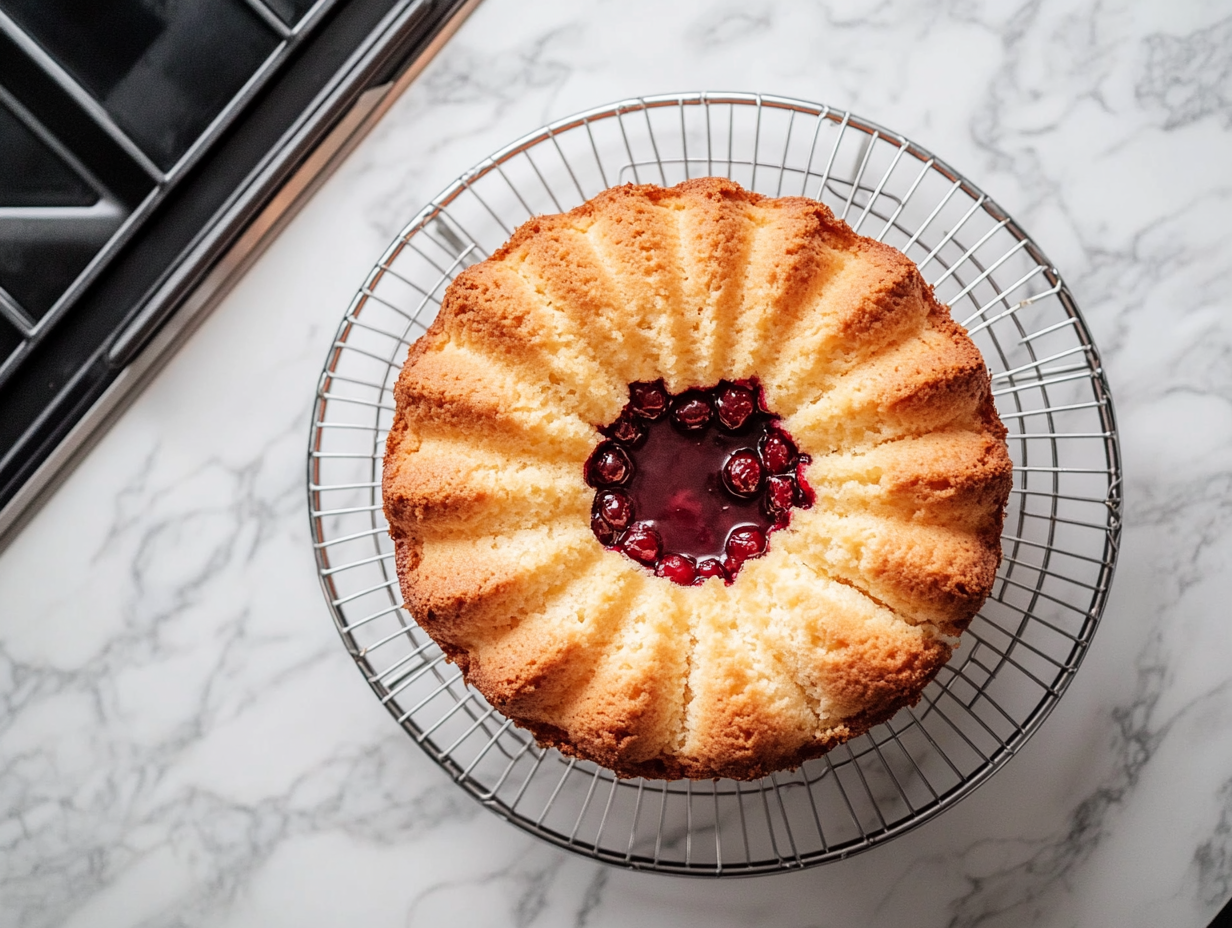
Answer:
top-left (672, 394), bottom-right (712, 431)
top-left (591, 512), bottom-right (617, 546)
top-left (609, 414), bottom-right (644, 444)
top-left (622, 523), bottom-right (662, 565)
top-left (761, 430), bottom-right (796, 474)
top-left (795, 458), bottom-right (815, 506)
top-left (597, 490), bottom-right (633, 530)
top-left (726, 526), bottom-right (767, 563)
top-left (656, 554), bottom-right (697, 586)
top-left (767, 474), bottom-right (796, 512)
top-left (588, 443), bottom-right (632, 486)
top-left (629, 381), bottom-right (668, 419)
top-left (723, 450), bottom-right (763, 497)
top-left (715, 384), bottom-right (755, 430)
top-left (695, 558), bottom-right (727, 581)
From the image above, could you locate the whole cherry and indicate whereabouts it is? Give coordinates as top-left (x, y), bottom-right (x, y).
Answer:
top-left (591, 512), bottom-right (617, 546)
top-left (767, 474), bottom-right (796, 512)
top-left (715, 384), bottom-right (755, 430)
top-left (672, 393), bottom-right (713, 431)
top-left (609, 414), bottom-right (644, 445)
top-left (622, 523), bottom-right (662, 565)
top-left (723, 450), bottom-right (763, 497)
top-left (726, 526), bottom-right (768, 563)
top-left (761, 429), bottom-right (796, 474)
top-left (629, 381), bottom-right (668, 419)
top-left (597, 490), bottom-right (633, 530)
top-left (588, 443), bottom-right (632, 486)
top-left (656, 554), bottom-right (697, 586)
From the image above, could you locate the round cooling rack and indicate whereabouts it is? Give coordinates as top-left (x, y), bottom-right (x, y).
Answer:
top-left (307, 93), bottom-right (1122, 876)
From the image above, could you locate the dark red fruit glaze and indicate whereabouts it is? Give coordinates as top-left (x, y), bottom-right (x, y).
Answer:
top-left (585, 379), bottom-right (813, 585)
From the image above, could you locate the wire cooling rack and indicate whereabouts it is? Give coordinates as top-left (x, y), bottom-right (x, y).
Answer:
top-left (307, 93), bottom-right (1122, 876)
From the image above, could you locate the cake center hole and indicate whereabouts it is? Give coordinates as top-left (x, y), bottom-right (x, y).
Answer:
top-left (585, 379), bottom-right (813, 585)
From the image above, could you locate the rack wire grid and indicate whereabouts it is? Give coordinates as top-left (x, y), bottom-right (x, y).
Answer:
top-left (307, 92), bottom-right (1122, 876)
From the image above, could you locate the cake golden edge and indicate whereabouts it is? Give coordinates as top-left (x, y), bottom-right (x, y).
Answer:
top-left (381, 176), bottom-right (1012, 781)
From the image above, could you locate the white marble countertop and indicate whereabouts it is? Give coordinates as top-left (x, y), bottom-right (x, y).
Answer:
top-left (4, 1), bottom-right (1232, 925)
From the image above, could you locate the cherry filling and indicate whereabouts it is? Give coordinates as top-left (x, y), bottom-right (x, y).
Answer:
top-left (585, 379), bottom-right (814, 585)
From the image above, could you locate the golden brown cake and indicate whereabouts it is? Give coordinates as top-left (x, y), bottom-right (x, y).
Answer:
top-left (382, 177), bottom-right (1011, 781)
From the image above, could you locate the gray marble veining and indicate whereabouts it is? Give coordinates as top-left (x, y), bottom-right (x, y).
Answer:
top-left (2, 1), bottom-right (1231, 925)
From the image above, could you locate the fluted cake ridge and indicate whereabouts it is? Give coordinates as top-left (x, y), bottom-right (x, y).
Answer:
top-left (383, 177), bottom-right (1011, 780)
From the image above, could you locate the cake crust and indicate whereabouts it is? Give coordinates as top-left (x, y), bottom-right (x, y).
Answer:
top-left (383, 177), bottom-right (1011, 780)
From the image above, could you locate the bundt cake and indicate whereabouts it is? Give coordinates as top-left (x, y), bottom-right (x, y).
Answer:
top-left (382, 177), bottom-right (1011, 781)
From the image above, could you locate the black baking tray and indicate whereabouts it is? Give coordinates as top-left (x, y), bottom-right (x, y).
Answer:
top-left (0, 0), bottom-right (475, 544)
